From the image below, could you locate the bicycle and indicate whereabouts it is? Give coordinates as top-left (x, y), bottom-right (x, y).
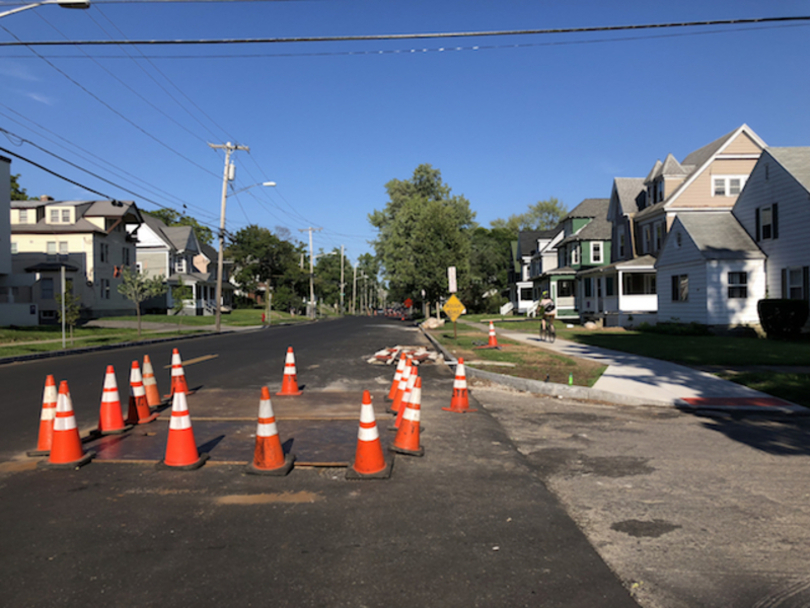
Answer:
top-left (539, 317), bottom-right (556, 343)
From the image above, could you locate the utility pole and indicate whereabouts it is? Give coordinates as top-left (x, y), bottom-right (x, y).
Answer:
top-left (209, 141), bottom-right (249, 332)
top-left (352, 263), bottom-right (357, 315)
top-left (298, 227), bottom-right (322, 319)
top-left (339, 245), bottom-right (345, 315)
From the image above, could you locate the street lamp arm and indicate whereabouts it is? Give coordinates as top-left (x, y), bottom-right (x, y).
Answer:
top-left (0, 0), bottom-right (89, 19)
top-left (227, 181), bottom-right (276, 197)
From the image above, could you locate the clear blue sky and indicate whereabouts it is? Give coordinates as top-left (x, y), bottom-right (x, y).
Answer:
top-left (1, 0), bottom-right (808, 264)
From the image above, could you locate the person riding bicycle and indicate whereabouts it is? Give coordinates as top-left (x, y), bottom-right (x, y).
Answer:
top-left (539, 291), bottom-right (556, 335)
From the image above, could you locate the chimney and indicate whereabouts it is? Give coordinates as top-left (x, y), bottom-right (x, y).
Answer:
top-left (39, 195), bottom-right (54, 202)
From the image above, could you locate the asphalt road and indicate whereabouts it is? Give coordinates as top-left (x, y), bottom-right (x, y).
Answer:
top-left (0, 317), bottom-right (638, 608)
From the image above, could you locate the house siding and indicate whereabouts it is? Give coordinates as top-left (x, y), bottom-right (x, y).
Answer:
top-left (657, 261), bottom-right (708, 324)
top-left (732, 151), bottom-right (810, 299)
top-left (705, 259), bottom-right (766, 325)
top-left (674, 158), bottom-right (758, 209)
top-left (722, 132), bottom-right (762, 155)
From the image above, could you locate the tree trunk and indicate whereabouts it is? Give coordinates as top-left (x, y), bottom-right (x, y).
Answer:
top-left (136, 303), bottom-right (142, 338)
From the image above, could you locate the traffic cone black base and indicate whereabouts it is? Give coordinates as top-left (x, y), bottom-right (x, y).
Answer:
top-left (156, 452), bottom-right (210, 471)
top-left (37, 451), bottom-right (94, 470)
top-left (389, 444), bottom-right (424, 457)
top-left (245, 453), bottom-right (295, 476)
top-left (345, 456), bottom-right (394, 480)
top-left (89, 424), bottom-right (134, 438)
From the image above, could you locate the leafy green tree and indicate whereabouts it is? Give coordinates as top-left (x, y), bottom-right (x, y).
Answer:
top-left (460, 226), bottom-right (514, 313)
top-left (491, 197), bottom-right (567, 236)
top-left (10, 173), bottom-right (34, 201)
top-left (369, 164), bottom-right (475, 307)
top-left (144, 209), bottom-right (214, 246)
top-left (55, 281), bottom-right (82, 345)
top-left (314, 248), bottom-right (342, 309)
top-left (227, 224), bottom-right (306, 309)
top-left (171, 276), bottom-right (192, 329)
top-left (117, 267), bottom-right (167, 337)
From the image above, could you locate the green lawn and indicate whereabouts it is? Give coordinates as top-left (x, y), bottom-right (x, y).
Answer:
top-left (114, 309), bottom-right (310, 327)
top-left (716, 371), bottom-right (810, 409)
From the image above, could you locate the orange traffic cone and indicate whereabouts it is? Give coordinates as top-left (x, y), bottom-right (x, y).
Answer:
top-left (27, 375), bottom-right (58, 456)
top-left (142, 355), bottom-right (162, 407)
top-left (387, 353), bottom-right (407, 400)
top-left (246, 386), bottom-right (294, 476)
top-left (276, 346), bottom-right (303, 396)
top-left (97, 365), bottom-right (133, 435)
top-left (474, 321), bottom-right (501, 349)
top-left (388, 357), bottom-right (413, 414)
top-left (168, 348), bottom-right (190, 398)
top-left (126, 361), bottom-right (159, 425)
top-left (156, 389), bottom-right (209, 470)
top-left (391, 376), bottom-right (424, 456)
top-left (40, 381), bottom-right (94, 469)
top-left (346, 390), bottom-right (393, 479)
top-left (391, 367), bottom-right (417, 431)
top-left (443, 357), bottom-right (477, 413)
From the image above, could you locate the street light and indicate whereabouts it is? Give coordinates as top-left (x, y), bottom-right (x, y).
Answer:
top-left (0, 0), bottom-right (90, 20)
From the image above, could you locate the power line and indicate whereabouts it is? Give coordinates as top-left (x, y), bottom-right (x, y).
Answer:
top-left (0, 16), bottom-right (807, 47)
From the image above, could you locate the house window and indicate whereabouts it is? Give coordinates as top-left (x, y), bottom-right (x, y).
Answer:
top-left (10, 242), bottom-right (17, 254)
top-left (584, 278), bottom-right (592, 298)
top-left (101, 279), bottom-right (111, 300)
top-left (671, 274), bottom-right (688, 302)
top-left (520, 287), bottom-right (533, 301)
top-left (788, 268), bottom-right (804, 300)
top-left (571, 245), bottom-right (579, 266)
top-left (618, 228), bottom-right (625, 258)
top-left (59, 241), bottom-right (68, 255)
top-left (623, 273), bottom-right (657, 295)
top-left (728, 272), bottom-right (747, 299)
top-left (100, 243), bottom-right (109, 263)
top-left (592, 242), bottom-right (602, 264)
top-left (557, 280), bottom-right (574, 297)
top-left (605, 277), bottom-right (615, 297)
top-left (47, 241), bottom-right (57, 255)
top-left (655, 223), bottom-right (663, 252)
top-left (122, 247), bottom-right (130, 266)
top-left (713, 176), bottom-right (747, 197)
top-left (61, 209), bottom-right (70, 223)
top-left (757, 204), bottom-right (778, 241)
top-left (41, 278), bottom-right (54, 300)
top-left (18, 209), bottom-right (28, 223)
top-left (643, 226), bottom-right (651, 254)
top-left (136, 261), bottom-right (143, 274)
top-left (50, 209), bottom-right (59, 223)
top-left (657, 180), bottom-right (664, 203)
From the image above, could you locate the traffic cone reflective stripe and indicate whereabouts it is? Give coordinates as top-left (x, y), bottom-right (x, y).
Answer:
top-left (247, 387), bottom-right (294, 475)
top-left (29, 375), bottom-right (58, 455)
top-left (347, 390), bottom-right (393, 479)
top-left (142, 355), bottom-right (162, 407)
top-left (127, 361), bottom-right (158, 425)
top-left (158, 390), bottom-right (208, 469)
top-left (389, 357), bottom-right (413, 414)
top-left (391, 376), bottom-right (424, 456)
top-left (392, 368), bottom-right (418, 430)
top-left (443, 357), bottom-right (477, 413)
top-left (169, 349), bottom-right (190, 397)
top-left (276, 346), bottom-right (303, 396)
top-left (97, 365), bottom-right (132, 435)
top-left (387, 353), bottom-right (407, 400)
top-left (43, 381), bottom-right (94, 468)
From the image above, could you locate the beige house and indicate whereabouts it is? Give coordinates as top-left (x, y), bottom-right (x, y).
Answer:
top-left (10, 197), bottom-right (142, 322)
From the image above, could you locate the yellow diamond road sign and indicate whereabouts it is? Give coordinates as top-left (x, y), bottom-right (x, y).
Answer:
top-left (442, 294), bottom-right (466, 322)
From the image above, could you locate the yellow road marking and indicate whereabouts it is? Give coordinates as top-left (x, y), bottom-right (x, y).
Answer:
top-left (163, 354), bottom-right (219, 369)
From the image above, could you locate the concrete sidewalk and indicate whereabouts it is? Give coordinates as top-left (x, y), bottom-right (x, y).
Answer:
top-left (472, 322), bottom-right (804, 413)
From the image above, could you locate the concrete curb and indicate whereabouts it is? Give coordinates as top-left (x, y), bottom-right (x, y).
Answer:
top-left (420, 325), bottom-right (678, 408)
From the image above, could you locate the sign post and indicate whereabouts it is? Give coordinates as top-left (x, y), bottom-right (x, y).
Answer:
top-left (442, 294), bottom-right (466, 340)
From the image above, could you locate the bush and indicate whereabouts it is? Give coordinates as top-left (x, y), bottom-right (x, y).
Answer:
top-left (758, 299), bottom-right (809, 338)
top-left (637, 321), bottom-right (711, 336)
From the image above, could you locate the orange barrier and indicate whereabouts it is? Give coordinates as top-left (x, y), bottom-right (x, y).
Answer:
top-left (442, 358), bottom-right (477, 413)
top-left (276, 346), bottom-right (303, 396)
top-left (28, 375), bottom-right (58, 456)
top-left (126, 361), bottom-right (159, 425)
top-left (346, 390), bottom-right (393, 479)
top-left (391, 376), bottom-right (424, 457)
top-left (142, 355), bottom-right (162, 407)
top-left (40, 380), bottom-right (94, 469)
top-left (97, 365), bottom-right (133, 435)
top-left (157, 389), bottom-right (209, 470)
top-left (246, 386), bottom-right (294, 476)
top-left (387, 353), bottom-right (407, 400)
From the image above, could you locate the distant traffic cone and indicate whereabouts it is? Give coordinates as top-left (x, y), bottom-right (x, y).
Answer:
top-left (157, 389), bottom-right (209, 470)
top-left (28, 375), bottom-right (58, 456)
top-left (142, 355), bottom-right (162, 407)
top-left (346, 390), bottom-right (393, 479)
top-left (276, 346), bottom-right (303, 396)
top-left (391, 367), bottom-right (418, 431)
top-left (387, 353), bottom-right (407, 400)
top-left (40, 381), bottom-right (94, 469)
top-left (388, 357), bottom-right (413, 414)
top-left (474, 321), bottom-right (501, 349)
top-left (127, 361), bottom-right (159, 425)
top-left (97, 365), bottom-right (133, 435)
top-left (443, 358), bottom-right (477, 413)
top-left (246, 387), bottom-right (294, 476)
top-left (168, 348), bottom-right (190, 398)
top-left (391, 376), bottom-right (424, 457)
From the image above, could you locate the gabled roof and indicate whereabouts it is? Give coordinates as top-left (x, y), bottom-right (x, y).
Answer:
top-left (11, 199), bottom-right (142, 233)
top-left (612, 178), bottom-right (646, 215)
top-left (669, 212), bottom-right (764, 261)
top-left (565, 198), bottom-right (609, 219)
top-left (558, 199), bottom-right (610, 246)
top-left (517, 230), bottom-right (555, 256)
top-left (140, 213), bottom-right (200, 253)
top-left (578, 254), bottom-right (657, 276)
top-left (766, 147), bottom-right (810, 194)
